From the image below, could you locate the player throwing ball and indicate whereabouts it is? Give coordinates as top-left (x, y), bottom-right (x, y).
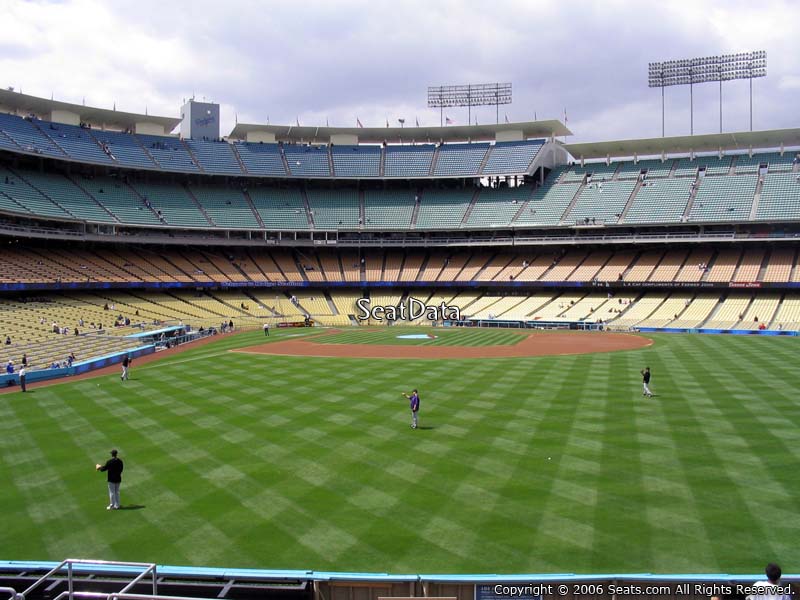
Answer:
top-left (402, 389), bottom-right (420, 429)
top-left (641, 366), bottom-right (652, 397)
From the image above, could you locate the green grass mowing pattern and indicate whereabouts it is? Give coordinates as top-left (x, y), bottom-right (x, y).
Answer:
top-left (314, 327), bottom-right (526, 346)
top-left (1, 329), bottom-right (799, 573)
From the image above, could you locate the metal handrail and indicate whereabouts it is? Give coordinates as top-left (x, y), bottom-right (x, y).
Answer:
top-left (21, 559), bottom-right (157, 600)
top-left (0, 586), bottom-right (23, 600)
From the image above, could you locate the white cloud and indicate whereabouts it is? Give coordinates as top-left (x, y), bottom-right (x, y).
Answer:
top-left (1, 0), bottom-right (798, 140)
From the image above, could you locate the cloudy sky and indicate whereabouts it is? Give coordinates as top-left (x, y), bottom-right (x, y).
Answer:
top-left (1, 0), bottom-right (798, 142)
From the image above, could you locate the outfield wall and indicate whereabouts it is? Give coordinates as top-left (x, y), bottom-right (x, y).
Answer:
top-left (636, 327), bottom-right (799, 336)
top-left (0, 344), bottom-right (155, 387)
top-left (1, 561), bottom-right (798, 600)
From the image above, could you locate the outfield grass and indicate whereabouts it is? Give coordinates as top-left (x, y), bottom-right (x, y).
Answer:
top-left (1, 328), bottom-right (799, 574)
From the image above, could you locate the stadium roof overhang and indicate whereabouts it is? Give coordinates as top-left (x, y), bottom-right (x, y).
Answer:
top-left (0, 89), bottom-right (181, 133)
top-left (229, 120), bottom-right (571, 144)
top-left (565, 128), bottom-right (800, 160)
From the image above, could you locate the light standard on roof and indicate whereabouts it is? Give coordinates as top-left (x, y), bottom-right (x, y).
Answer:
top-left (427, 83), bottom-right (512, 127)
top-left (648, 51), bottom-right (766, 136)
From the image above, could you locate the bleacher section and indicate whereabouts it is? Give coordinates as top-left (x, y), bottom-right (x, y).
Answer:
top-left (465, 185), bottom-right (532, 227)
top-left (136, 134), bottom-right (199, 172)
top-left (44, 122), bottom-right (115, 165)
top-left (248, 187), bottom-right (309, 229)
top-left (562, 162), bottom-right (618, 182)
top-left (3, 245), bottom-right (800, 347)
top-left (25, 171), bottom-right (116, 223)
top-left (0, 167), bottom-right (73, 219)
top-left (734, 152), bottom-right (795, 174)
top-left (284, 145), bottom-right (330, 177)
top-left (514, 180), bottom-right (580, 226)
top-left (91, 128), bottom-right (157, 169)
top-left (0, 114), bottom-right (66, 159)
top-left (415, 189), bottom-right (473, 229)
top-left (136, 181), bottom-right (209, 227)
top-left (617, 159), bottom-right (673, 179)
top-left (756, 173), bottom-right (800, 221)
top-left (688, 174), bottom-right (757, 222)
top-left (0, 165), bottom-right (785, 231)
top-left (675, 155), bottom-right (731, 177)
top-left (307, 190), bottom-right (360, 229)
top-left (482, 140), bottom-right (543, 175)
top-left (3, 245), bottom-right (800, 292)
top-left (624, 178), bottom-right (692, 224)
top-left (565, 180), bottom-right (635, 224)
top-left (669, 294), bottom-right (718, 329)
top-left (432, 143), bottom-right (489, 176)
top-left (364, 190), bottom-right (414, 229)
top-left (384, 145), bottom-right (435, 177)
top-left (77, 176), bottom-right (160, 225)
top-left (184, 139), bottom-right (242, 174)
top-left (331, 145), bottom-right (381, 177)
top-left (233, 142), bottom-right (287, 176)
top-left (190, 186), bottom-right (259, 228)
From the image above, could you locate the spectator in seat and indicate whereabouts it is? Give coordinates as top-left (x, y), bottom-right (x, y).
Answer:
top-left (746, 563), bottom-right (791, 600)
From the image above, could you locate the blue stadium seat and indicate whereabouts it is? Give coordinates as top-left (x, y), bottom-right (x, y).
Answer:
top-left (331, 145), bottom-right (380, 177)
top-left (384, 145), bottom-right (435, 177)
top-left (482, 140), bottom-right (544, 175)
top-left (233, 142), bottom-right (287, 176)
top-left (284, 145), bottom-right (330, 177)
top-left (433, 143), bottom-right (490, 177)
top-left (184, 139), bottom-right (243, 175)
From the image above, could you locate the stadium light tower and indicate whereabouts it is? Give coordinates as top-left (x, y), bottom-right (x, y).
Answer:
top-left (427, 83), bottom-right (512, 126)
top-left (648, 51), bottom-right (766, 136)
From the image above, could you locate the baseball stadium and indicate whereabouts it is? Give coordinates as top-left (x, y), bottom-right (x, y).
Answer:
top-left (1, 8), bottom-right (799, 600)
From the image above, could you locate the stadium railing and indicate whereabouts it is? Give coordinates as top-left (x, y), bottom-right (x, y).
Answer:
top-left (2, 560), bottom-right (798, 600)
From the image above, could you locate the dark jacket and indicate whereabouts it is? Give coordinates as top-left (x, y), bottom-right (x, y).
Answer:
top-left (99, 457), bottom-right (124, 483)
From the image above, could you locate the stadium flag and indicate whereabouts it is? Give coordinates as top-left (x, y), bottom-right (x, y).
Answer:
top-left (415, 117), bottom-right (419, 127)
top-left (357, 118), bottom-right (363, 128)
top-left (504, 114), bottom-right (509, 123)
top-left (564, 108), bottom-right (568, 123)
top-left (386, 118), bottom-right (389, 128)
top-left (296, 116), bottom-right (300, 127)
top-left (326, 118), bottom-right (329, 127)
top-left (445, 116), bottom-right (453, 125)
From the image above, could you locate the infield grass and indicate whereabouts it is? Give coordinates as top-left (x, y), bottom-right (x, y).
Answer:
top-left (1, 327), bottom-right (798, 574)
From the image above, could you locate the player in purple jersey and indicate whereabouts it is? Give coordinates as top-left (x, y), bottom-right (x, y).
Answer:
top-left (402, 389), bottom-right (420, 429)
